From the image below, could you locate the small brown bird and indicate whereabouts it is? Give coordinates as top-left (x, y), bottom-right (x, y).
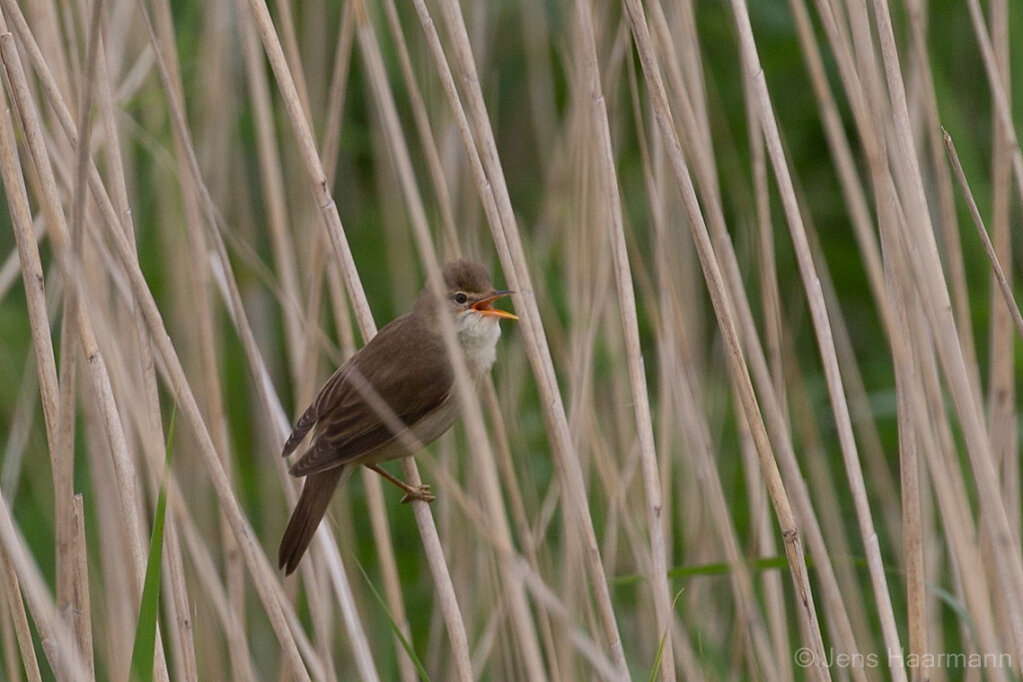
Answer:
top-left (278, 259), bottom-right (517, 574)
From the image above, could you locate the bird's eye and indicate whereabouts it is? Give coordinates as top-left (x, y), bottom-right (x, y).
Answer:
top-left (453, 292), bottom-right (469, 305)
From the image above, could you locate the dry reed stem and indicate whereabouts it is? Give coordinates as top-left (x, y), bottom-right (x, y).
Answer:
top-left (15, 9), bottom-right (317, 662)
top-left (240, 0), bottom-right (374, 330)
top-left (80, 216), bottom-right (284, 678)
top-left (66, 5), bottom-right (117, 678)
top-left (0, 362), bottom-right (40, 508)
top-left (574, 1), bottom-right (676, 677)
top-left (319, 1), bottom-right (354, 187)
top-left (240, 13), bottom-right (304, 388)
top-left (229, 16), bottom-right (383, 667)
top-left (272, 0), bottom-right (313, 133)
top-left (3, 0), bottom-right (154, 602)
top-left (803, 0), bottom-right (933, 664)
top-left (647, 1), bottom-right (715, 202)
top-left (0, 102), bottom-right (52, 682)
top-left (644, 0), bottom-right (870, 666)
top-left (0, 10), bottom-right (165, 676)
top-left (622, 0), bottom-right (831, 678)
top-left (895, 360), bottom-right (927, 679)
top-left (241, 0), bottom-right (480, 675)
top-left (417, 0), bottom-right (630, 674)
top-left (963, 0), bottom-right (1023, 214)
top-left (788, 0), bottom-right (894, 337)
top-left (305, 535), bottom-right (377, 681)
top-left (626, 80), bottom-right (708, 680)
top-left (350, 3), bottom-right (495, 677)
top-left (628, 52), bottom-right (775, 668)
top-left (873, 0), bottom-right (1023, 661)
top-left (483, 379), bottom-right (565, 677)
top-left (749, 93), bottom-right (785, 425)
top-left (94, 8), bottom-right (198, 671)
top-left (363, 479), bottom-right (417, 682)
top-left (102, 202), bottom-right (310, 678)
top-left (127, 1), bottom-right (329, 677)
top-left (1, 243), bottom-right (34, 301)
top-left (2, 0), bottom-right (1021, 678)
top-left (882, 205), bottom-right (1006, 675)
top-left (0, 488), bottom-right (90, 681)
top-left (809, 226), bottom-right (902, 540)
top-left (379, 0), bottom-right (460, 254)
top-left (905, 0), bottom-right (981, 396)
top-left (145, 3), bottom-right (394, 678)
top-left (982, 19), bottom-right (1021, 653)
top-left (984, 0), bottom-right (1020, 541)
top-left (518, 560), bottom-right (617, 678)
top-left (780, 322), bottom-right (872, 645)
top-left (0, 105), bottom-right (60, 502)
top-left (398, 435), bottom-right (624, 677)
top-left (234, 14), bottom-right (384, 670)
top-left (31, 35), bottom-right (83, 677)
top-left (935, 120), bottom-right (1023, 659)
top-left (1, 546), bottom-right (41, 682)
top-left (176, 515), bottom-right (261, 680)
top-left (943, 132), bottom-right (1023, 348)
top-left (332, 316), bottom-right (628, 673)
top-left (67, 495), bottom-right (93, 679)
top-left (670, 338), bottom-right (780, 680)
top-left (7, 0), bottom-right (272, 670)
top-left (725, 1), bottom-right (906, 675)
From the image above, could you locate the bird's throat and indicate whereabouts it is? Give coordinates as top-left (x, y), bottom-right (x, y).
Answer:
top-left (457, 314), bottom-right (502, 379)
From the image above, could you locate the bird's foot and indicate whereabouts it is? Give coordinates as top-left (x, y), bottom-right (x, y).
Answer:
top-left (367, 464), bottom-right (435, 503)
top-left (400, 485), bottom-right (435, 504)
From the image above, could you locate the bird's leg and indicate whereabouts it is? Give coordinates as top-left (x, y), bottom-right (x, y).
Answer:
top-left (366, 464), bottom-right (435, 503)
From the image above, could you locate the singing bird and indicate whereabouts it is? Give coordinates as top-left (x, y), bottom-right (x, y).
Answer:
top-left (278, 259), bottom-right (517, 574)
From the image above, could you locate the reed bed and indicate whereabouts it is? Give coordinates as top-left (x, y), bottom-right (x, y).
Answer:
top-left (0, 0), bottom-right (1020, 679)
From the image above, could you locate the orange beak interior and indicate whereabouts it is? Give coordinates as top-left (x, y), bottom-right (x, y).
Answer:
top-left (472, 291), bottom-right (518, 320)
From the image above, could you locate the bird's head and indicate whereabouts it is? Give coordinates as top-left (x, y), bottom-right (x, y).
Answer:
top-left (443, 259), bottom-right (517, 324)
top-left (416, 259), bottom-right (517, 360)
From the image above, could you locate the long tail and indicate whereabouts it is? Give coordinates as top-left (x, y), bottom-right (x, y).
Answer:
top-left (278, 466), bottom-right (347, 575)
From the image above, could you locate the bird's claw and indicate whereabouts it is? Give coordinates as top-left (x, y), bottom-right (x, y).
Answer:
top-left (400, 485), bottom-right (435, 504)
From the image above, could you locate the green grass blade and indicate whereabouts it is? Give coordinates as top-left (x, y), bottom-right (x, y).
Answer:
top-left (649, 587), bottom-right (687, 682)
top-left (129, 407), bottom-right (176, 681)
top-left (353, 557), bottom-right (430, 681)
top-left (611, 554), bottom-right (801, 587)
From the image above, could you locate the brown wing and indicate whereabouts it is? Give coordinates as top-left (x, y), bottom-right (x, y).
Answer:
top-left (286, 312), bottom-right (453, 477)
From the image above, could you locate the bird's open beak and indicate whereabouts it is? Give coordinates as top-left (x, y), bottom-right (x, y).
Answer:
top-left (472, 290), bottom-right (518, 320)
